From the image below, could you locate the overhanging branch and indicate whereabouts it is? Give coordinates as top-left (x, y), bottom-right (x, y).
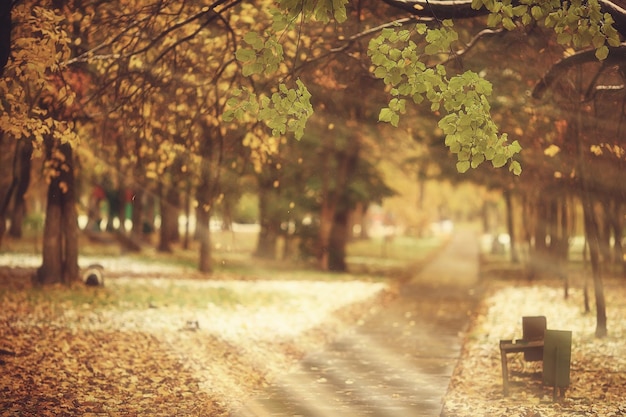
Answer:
top-left (532, 45), bottom-right (626, 99)
top-left (382, 0), bottom-right (626, 38)
top-left (381, 0), bottom-right (489, 19)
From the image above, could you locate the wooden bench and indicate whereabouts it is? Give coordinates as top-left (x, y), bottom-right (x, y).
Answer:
top-left (499, 316), bottom-right (546, 396)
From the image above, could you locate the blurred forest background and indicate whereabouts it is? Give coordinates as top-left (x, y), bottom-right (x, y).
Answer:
top-left (0, 0), bottom-right (624, 307)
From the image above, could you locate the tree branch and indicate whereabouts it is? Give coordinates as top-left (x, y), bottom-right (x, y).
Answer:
top-left (439, 27), bottom-right (504, 66)
top-left (532, 45), bottom-right (626, 99)
top-left (382, 0), bottom-right (626, 37)
top-left (381, 0), bottom-right (489, 19)
top-left (329, 16), bottom-right (424, 53)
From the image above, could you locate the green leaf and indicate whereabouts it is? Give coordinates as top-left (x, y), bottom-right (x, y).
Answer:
top-left (556, 32), bottom-right (572, 44)
top-left (390, 112), bottom-right (400, 127)
top-left (379, 107), bottom-right (394, 123)
top-left (531, 6), bottom-right (544, 20)
top-left (471, 0), bottom-right (483, 10)
top-left (502, 17), bottom-right (516, 30)
top-left (508, 140), bottom-right (522, 154)
top-left (487, 13), bottom-right (501, 27)
top-left (471, 153), bottom-right (485, 168)
top-left (332, 0), bottom-right (348, 22)
top-left (235, 48), bottom-right (256, 62)
top-left (512, 5), bottom-right (527, 17)
top-left (456, 160), bottom-right (470, 173)
top-left (592, 33), bottom-right (606, 49)
top-left (595, 45), bottom-right (609, 60)
top-left (509, 160), bottom-right (522, 176)
top-left (492, 153), bottom-right (507, 168)
top-left (243, 32), bottom-right (264, 50)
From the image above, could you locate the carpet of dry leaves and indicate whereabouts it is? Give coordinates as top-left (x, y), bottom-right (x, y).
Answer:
top-left (0, 255), bottom-right (390, 417)
top-left (442, 275), bottom-right (626, 417)
top-left (2, 251), bottom-right (626, 417)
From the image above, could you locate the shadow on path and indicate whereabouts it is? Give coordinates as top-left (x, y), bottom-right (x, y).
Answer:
top-left (232, 228), bottom-right (481, 417)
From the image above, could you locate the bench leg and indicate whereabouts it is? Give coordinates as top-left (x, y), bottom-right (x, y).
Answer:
top-left (500, 349), bottom-right (509, 396)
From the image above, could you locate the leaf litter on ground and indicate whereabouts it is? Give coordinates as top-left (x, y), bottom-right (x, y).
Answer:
top-left (2, 252), bottom-right (626, 417)
top-left (0, 258), bottom-right (389, 416)
top-left (442, 275), bottom-right (626, 417)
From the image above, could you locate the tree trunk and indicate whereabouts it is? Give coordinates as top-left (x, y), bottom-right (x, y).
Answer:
top-left (597, 197), bottom-right (613, 263)
top-left (582, 193), bottom-right (608, 337)
top-left (8, 139), bottom-right (33, 238)
top-left (559, 196), bottom-right (571, 299)
top-left (182, 182), bottom-right (191, 250)
top-left (130, 187), bottom-right (144, 241)
top-left (608, 197), bottom-right (624, 273)
top-left (196, 153), bottom-right (215, 273)
top-left (196, 203), bottom-right (212, 273)
top-left (157, 183), bottom-right (180, 252)
top-left (317, 140), bottom-right (360, 271)
top-left (528, 194), bottom-right (548, 280)
top-left (36, 140), bottom-right (79, 285)
top-left (255, 180), bottom-right (280, 259)
top-left (574, 97), bottom-right (607, 337)
top-left (328, 204), bottom-right (350, 272)
top-left (504, 189), bottom-right (519, 263)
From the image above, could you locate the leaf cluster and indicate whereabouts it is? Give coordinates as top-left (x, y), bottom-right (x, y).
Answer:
top-left (367, 22), bottom-right (522, 175)
top-left (472, 0), bottom-right (621, 60)
top-left (275, 0), bottom-right (349, 25)
top-left (235, 32), bottom-right (285, 77)
top-left (0, 6), bottom-right (78, 147)
top-left (224, 79), bottom-right (313, 140)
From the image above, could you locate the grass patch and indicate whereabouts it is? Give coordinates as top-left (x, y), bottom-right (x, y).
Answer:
top-left (347, 235), bottom-right (444, 276)
top-left (4, 279), bottom-right (283, 313)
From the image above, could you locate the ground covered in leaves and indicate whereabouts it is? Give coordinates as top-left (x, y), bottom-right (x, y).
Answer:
top-left (442, 274), bottom-right (626, 417)
top-left (0, 255), bottom-right (390, 416)
top-left (2, 251), bottom-right (626, 417)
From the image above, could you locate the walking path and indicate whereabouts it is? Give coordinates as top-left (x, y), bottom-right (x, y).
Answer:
top-left (232, 228), bottom-right (481, 417)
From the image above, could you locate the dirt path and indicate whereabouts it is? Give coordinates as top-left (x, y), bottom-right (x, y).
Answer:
top-left (232, 228), bottom-right (481, 417)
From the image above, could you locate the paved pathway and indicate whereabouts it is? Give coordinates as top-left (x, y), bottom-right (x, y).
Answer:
top-left (232, 228), bottom-right (480, 417)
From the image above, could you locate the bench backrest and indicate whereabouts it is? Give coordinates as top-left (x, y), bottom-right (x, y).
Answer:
top-left (522, 316), bottom-right (546, 361)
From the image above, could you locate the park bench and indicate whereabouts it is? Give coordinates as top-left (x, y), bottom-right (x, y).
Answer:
top-left (499, 316), bottom-right (572, 400)
top-left (499, 316), bottom-right (546, 396)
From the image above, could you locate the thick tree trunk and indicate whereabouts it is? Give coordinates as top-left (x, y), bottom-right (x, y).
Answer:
top-left (196, 153), bottom-right (215, 273)
top-left (157, 183), bottom-right (180, 252)
top-left (1, 135), bottom-right (20, 246)
top-left (63, 172), bottom-right (80, 282)
top-left (255, 221), bottom-right (280, 258)
top-left (40, 188), bottom-right (63, 283)
top-left (328, 204), bottom-right (350, 272)
top-left (317, 141), bottom-right (359, 271)
top-left (36, 141), bottom-right (79, 285)
top-left (255, 180), bottom-right (280, 259)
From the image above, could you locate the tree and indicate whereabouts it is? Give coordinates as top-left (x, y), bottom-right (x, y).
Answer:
top-left (2, 0), bottom-right (624, 312)
top-left (0, 4), bottom-right (80, 283)
top-left (370, 0), bottom-right (624, 338)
